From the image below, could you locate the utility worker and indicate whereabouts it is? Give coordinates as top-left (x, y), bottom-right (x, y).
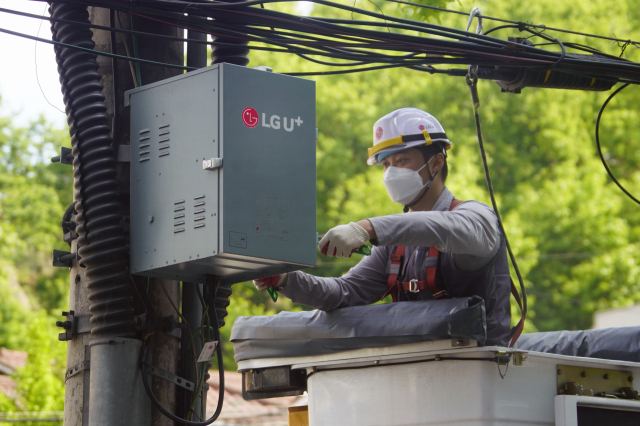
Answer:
top-left (254, 108), bottom-right (512, 346)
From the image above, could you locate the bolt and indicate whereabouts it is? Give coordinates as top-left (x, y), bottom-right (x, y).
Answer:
top-left (56, 321), bottom-right (72, 330)
top-left (557, 369), bottom-right (562, 375)
top-left (603, 374), bottom-right (609, 380)
top-left (581, 371), bottom-right (587, 378)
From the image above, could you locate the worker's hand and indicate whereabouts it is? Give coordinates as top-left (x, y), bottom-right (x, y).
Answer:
top-left (319, 222), bottom-right (370, 258)
top-left (253, 274), bottom-right (287, 291)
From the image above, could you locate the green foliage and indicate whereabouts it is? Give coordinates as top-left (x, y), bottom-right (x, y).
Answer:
top-left (11, 312), bottom-right (66, 426)
top-left (0, 105), bottom-right (69, 420)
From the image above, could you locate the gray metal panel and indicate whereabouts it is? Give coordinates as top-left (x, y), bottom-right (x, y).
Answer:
top-left (220, 64), bottom-right (317, 267)
top-left (128, 64), bottom-right (317, 284)
top-left (129, 67), bottom-right (220, 275)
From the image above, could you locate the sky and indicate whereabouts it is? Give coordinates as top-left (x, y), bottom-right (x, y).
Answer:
top-left (0, 0), bottom-right (66, 128)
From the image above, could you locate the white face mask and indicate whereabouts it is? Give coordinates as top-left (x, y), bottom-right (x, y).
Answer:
top-left (382, 158), bottom-right (434, 206)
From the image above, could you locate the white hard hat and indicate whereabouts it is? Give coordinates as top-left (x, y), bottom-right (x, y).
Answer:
top-left (367, 108), bottom-right (452, 166)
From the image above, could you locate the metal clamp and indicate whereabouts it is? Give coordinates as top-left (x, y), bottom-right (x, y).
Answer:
top-left (51, 147), bottom-right (73, 165)
top-left (146, 365), bottom-right (195, 392)
top-left (56, 311), bottom-right (92, 341)
top-left (52, 250), bottom-right (79, 268)
top-left (409, 279), bottom-right (419, 293)
top-left (65, 360), bottom-right (90, 382)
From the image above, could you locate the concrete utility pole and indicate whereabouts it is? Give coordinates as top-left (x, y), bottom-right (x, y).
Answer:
top-left (61, 7), bottom-right (183, 426)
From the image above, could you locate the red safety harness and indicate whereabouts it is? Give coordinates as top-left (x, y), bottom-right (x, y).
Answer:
top-left (382, 199), bottom-right (462, 302)
top-left (380, 198), bottom-right (526, 347)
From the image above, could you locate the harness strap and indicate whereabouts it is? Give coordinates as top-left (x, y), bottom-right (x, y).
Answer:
top-left (383, 246), bottom-right (405, 302)
top-left (383, 199), bottom-right (462, 302)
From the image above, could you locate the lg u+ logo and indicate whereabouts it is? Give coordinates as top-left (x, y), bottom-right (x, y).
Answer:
top-left (242, 107), bottom-right (303, 132)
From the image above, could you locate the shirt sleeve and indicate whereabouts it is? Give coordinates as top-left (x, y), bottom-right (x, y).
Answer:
top-left (368, 201), bottom-right (501, 271)
top-left (277, 245), bottom-right (391, 311)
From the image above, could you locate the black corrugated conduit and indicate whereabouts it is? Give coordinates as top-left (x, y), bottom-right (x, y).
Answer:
top-left (49, 3), bottom-right (136, 338)
top-left (210, 0), bottom-right (250, 66)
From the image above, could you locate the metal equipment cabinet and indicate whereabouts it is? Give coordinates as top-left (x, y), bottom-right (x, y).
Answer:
top-left (126, 64), bottom-right (317, 284)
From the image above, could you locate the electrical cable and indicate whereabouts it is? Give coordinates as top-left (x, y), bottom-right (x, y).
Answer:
top-left (142, 282), bottom-right (225, 425)
top-left (130, 15), bottom-right (143, 86)
top-left (34, 4), bottom-right (65, 115)
top-left (595, 83), bottom-right (640, 205)
top-left (0, 26), bottom-right (196, 71)
top-left (381, 0), bottom-right (640, 46)
top-left (160, 282), bottom-right (200, 389)
top-left (20, 0), bottom-right (640, 51)
top-left (0, 6), bottom-right (294, 54)
top-left (6, 2), bottom-right (640, 82)
top-left (466, 72), bottom-right (527, 347)
top-left (115, 11), bottom-right (140, 88)
top-left (141, 312), bottom-right (225, 426)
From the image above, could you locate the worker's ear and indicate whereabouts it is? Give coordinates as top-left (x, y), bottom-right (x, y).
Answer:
top-left (429, 152), bottom-right (445, 174)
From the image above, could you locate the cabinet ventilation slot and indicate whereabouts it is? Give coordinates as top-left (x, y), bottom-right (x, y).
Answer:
top-left (194, 196), bottom-right (206, 229)
top-left (139, 130), bottom-right (151, 162)
top-left (158, 124), bottom-right (170, 158)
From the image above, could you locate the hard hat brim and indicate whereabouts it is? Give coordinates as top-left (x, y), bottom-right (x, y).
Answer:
top-left (367, 139), bottom-right (452, 165)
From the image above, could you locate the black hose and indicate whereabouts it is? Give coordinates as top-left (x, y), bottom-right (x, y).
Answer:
top-left (210, 0), bottom-right (249, 66)
top-left (49, 3), bottom-right (136, 338)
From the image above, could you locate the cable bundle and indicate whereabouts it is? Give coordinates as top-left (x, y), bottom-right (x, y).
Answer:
top-left (3, 0), bottom-right (640, 84)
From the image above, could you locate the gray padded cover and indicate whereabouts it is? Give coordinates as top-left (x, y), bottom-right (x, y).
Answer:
top-left (231, 296), bottom-right (486, 362)
top-left (514, 327), bottom-right (640, 363)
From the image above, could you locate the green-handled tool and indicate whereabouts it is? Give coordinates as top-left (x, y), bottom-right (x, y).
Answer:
top-left (267, 286), bottom-right (278, 302)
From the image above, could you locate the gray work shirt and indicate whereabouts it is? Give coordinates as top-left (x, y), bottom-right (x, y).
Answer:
top-left (279, 187), bottom-right (512, 345)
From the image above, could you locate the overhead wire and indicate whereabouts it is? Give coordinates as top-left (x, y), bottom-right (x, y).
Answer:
top-left (595, 83), bottom-right (640, 205)
top-left (5, 1), bottom-right (640, 82)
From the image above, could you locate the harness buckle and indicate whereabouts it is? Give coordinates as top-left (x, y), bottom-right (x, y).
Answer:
top-left (409, 279), bottom-right (420, 293)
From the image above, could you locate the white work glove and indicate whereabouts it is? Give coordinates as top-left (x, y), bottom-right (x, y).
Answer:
top-left (318, 222), bottom-right (370, 258)
top-left (253, 274), bottom-right (287, 291)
